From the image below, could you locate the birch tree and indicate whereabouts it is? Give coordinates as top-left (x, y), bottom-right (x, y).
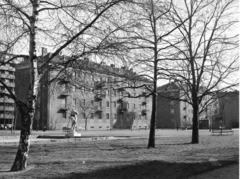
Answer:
top-left (0, 0), bottom-right (130, 171)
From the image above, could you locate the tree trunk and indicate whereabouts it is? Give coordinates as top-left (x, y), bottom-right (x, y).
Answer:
top-left (191, 103), bottom-right (199, 144)
top-left (147, 0), bottom-right (158, 148)
top-left (11, 105), bottom-right (32, 171)
top-left (85, 118), bottom-right (87, 131)
top-left (11, 0), bottom-right (39, 171)
top-left (147, 92), bottom-right (157, 148)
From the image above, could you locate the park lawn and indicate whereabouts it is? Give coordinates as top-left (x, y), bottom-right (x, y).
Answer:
top-left (0, 130), bottom-right (238, 179)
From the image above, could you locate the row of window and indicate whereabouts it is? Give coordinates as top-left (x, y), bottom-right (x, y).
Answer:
top-left (71, 98), bottom-right (147, 109)
top-left (0, 78), bottom-right (14, 83)
top-left (72, 86), bottom-right (142, 98)
top-left (0, 87), bottom-right (14, 91)
top-left (64, 112), bottom-right (147, 120)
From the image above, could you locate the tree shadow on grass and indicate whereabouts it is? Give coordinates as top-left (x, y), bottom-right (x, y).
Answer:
top-left (46, 160), bottom-right (237, 179)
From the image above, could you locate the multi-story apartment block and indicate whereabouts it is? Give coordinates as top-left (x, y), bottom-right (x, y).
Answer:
top-left (15, 55), bottom-right (152, 130)
top-left (156, 82), bottom-right (193, 129)
top-left (0, 54), bottom-right (24, 130)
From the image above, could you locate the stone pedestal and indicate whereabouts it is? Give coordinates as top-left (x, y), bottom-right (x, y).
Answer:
top-left (65, 130), bottom-right (81, 138)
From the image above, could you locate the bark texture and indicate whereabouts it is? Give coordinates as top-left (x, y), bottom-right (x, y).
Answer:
top-left (11, 105), bottom-right (32, 171)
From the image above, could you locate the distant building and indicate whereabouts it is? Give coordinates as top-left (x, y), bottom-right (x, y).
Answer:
top-left (0, 54), bottom-right (25, 129)
top-left (15, 55), bottom-right (152, 130)
top-left (156, 82), bottom-right (193, 129)
top-left (211, 91), bottom-right (239, 129)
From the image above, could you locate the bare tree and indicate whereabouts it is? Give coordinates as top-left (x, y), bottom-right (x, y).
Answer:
top-left (161, 0), bottom-right (239, 143)
top-left (78, 98), bottom-right (97, 131)
top-left (0, 0), bottom-right (130, 171)
top-left (111, 0), bottom-right (192, 148)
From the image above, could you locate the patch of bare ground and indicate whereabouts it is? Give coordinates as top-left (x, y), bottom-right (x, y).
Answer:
top-left (0, 130), bottom-right (238, 179)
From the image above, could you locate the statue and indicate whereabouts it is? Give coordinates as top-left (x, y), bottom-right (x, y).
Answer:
top-left (65, 109), bottom-right (81, 137)
top-left (70, 109), bottom-right (79, 131)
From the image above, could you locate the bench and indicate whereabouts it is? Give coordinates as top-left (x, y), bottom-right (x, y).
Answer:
top-left (139, 126), bottom-right (148, 130)
top-left (211, 128), bottom-right (234, 135)
top-left (62, 127), bottom-right (72, 133)
top-left (62, 127), bottom-right (84, 133)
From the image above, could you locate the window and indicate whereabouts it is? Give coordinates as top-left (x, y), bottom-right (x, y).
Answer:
top-left (99, 101), bottom-right (102, 107)
top-left (114, 114), bottom-right (116, 119)
top-left (72, 86), bottom-right (76, 92)
top-left (83, 99), bottom-right (85, 106)
top-left (171, 109), bottom-right (174, 114)
top-left (133, 104), bottom-right (136, 109)
top-left (62, 98), bottom-right (67, 107)
top-left (73, 98), bottom-right (77, 106)
top-left (113, 101), bottom-right (116, 107)
top-left (82, 112), bottom-right (86, 118)
top-left (106, 101), bottom-right (110, 107)
top-left (91, 113), bottom-right (94, 119)
top-left (91, 100), bottom-right (94, 106)
top-left (127, 103), bottom-right (129, 109)
top-left (114, 90), bottom-right (117, 96)
top-left (99, 113), bottom-right (102, 119)
top-left (106, 113), bottom-right (110, 119)
top-left (63, 112), bottom-right (67, 118)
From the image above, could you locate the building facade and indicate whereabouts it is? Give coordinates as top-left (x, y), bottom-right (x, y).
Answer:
top-left (156, 82), bottom-right (193, 129)
top-left (0, 63), bottom-right (15, 129)
top-left (211, 91), bottom-right (239, 129)
top-left (15, 56), bottom-right (152, 130)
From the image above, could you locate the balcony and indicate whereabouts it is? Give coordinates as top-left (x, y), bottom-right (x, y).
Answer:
top-left (95, 106), bottom-right (102, 113)
top-left (117, 98), bottom-right (123, 103)
top-left (94, 82), bottom-right (105, 90)
top-left (117, 87), bottom-right (124, 92)
top-left (141, 109), bottom-right (147, 116)
top-left (94, 94), bottom-right (103, 102)
top-left (59, 89), bottom-right (70, 97)
top-left (59, 77), bottom-right (71, 84)
top-left (57, 104), bottom-right (68, 112)
top-left (119, 108), bottom-right (127, 114)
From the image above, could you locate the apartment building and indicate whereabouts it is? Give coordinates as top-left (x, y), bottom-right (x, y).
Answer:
top-left (156, 82), bottom-right (193, 129)
top-left (15, 55), bottom-right (152, 130)
top-left (211, 91), bottom-right (239, 129)
top-left (0, 54), bottom-right (24, 129)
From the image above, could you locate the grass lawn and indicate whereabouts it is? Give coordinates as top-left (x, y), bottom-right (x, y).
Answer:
top-left (0, 130), bottom-right (238, 179)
